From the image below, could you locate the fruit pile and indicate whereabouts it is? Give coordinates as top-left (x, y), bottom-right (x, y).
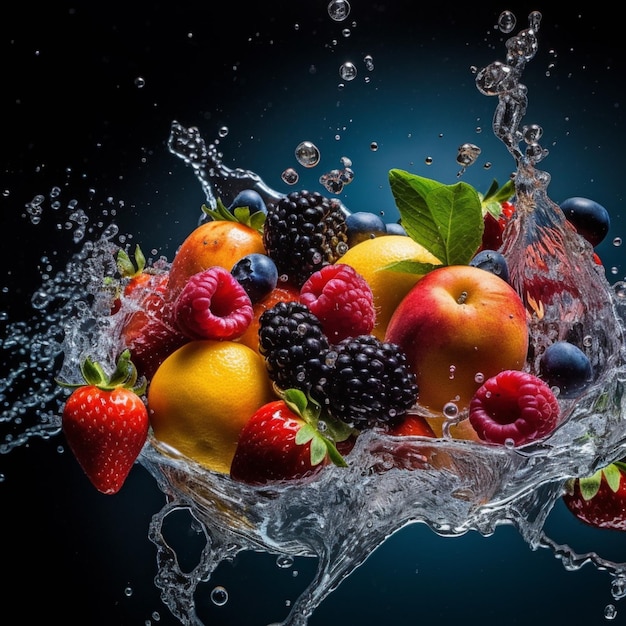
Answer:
top-left (58, 175), bottom-right (625, 531)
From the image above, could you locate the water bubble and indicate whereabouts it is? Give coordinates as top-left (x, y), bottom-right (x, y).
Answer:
top-left (448, 365), bottom-right (456, 379)
top-left (281, 168), bottom-right (299, 185)
top-left (124, 586), bottom-right (133, 597)
top-left (425, 156), bottom-right (433, 165)
top-left (613, 237), bottom-right (622, 247)
top-left (218, 126), bottom-right (229, 138)
top-left (456, 143), bottom-right (481, 167)
top-left (370, 142), bottom-right (378, 151)
top-left (442, 402), bottom-right (458, 418)
top-left (522, 124), bottom-right (543, 143)
top-left (497, 10), bottom-right (517, 34)
top-left (276, 555), bottom-right (294, 569)
top-left (327, 0), bottom-right (350, 22)
top-left (295, 141), bottom-right (320, 168)
top-left (134, 76), bottom-right (146, 88)
top-left (341, 28), bottom-right (351, 38)
top-left (339, 62), bottom-right (357, 81)
top-left (364, 55), bottom-right (374, 71)
top-left (210, 586), bottom-right (229, 606)
top-left (474, 372), bottom-right (485, 384)
top-left (604, 604), bottom-right (617, 620)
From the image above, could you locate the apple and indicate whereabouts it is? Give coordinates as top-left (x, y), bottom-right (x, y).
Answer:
top-left (384, 265), bottom-right (529, 429)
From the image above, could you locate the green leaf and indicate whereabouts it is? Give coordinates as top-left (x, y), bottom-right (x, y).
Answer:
top-left (283, 388), bottom-right (310, 418)
top-left (603, 463), bottom-right (622, 493)
top-left (295, 422), bottom-right (316, 445)
top-left (579, 470), bottom-right (602, 501)
top-left (388, 169), bottom-right (483, 266)
top-left (309, 435), bottom-right (329, 466)
top-left (382, 260), bottom-right (441, 275)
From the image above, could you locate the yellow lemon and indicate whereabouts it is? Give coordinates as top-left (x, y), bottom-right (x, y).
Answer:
top-left (339, 235), bottom-right (441, 340)
top-left (147, 339), bottom-right (274, 474)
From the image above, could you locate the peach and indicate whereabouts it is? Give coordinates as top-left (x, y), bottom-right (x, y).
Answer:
top-left (385, 265), bottom-right (528, 418)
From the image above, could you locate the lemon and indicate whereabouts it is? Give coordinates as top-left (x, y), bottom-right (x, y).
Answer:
top-left (339, 235), bottom-right (441, 339)
top-left (147, 340), bottom-right (275, 474)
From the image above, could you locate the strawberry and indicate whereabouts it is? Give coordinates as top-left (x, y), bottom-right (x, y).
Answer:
top-left (229, 389), bottom-right (353, 485)
top-left (112, 246), bottom-right (187, 379)
top-left (60, 349), bottom-right (149, 495)
top-left (562, 461), bottom-right (626, 531)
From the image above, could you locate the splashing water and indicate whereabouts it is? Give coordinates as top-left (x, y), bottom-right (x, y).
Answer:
top-left (2, 11), bottom-right (626, 626)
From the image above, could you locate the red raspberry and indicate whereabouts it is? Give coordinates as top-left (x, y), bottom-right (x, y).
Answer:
top-left (174, 266), bottom-right (253, 340)
top-left (468, 369), bottom-right (560, 446)
top-left (299, 263), bottom-right (375, 342)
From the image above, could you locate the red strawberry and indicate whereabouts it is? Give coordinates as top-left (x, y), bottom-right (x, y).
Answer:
top-left (387, 413), bottom-right (436, 438)
top-left (230, 389), bottom-right (353, 485)
top-left (479, 199), bottom-right (515, 252)
top-left (562, 461), bottom-right (626, 531)
top-left (60, 349), bottom-right (149, 495)
top-left (112, 247), bottom-right (187, 379)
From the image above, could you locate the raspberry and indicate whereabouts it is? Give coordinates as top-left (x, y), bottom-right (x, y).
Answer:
top-left (258, 301), bottom-right (331, 395)
top-left (173, 266), bottom-right (253, 340)
top-left (299, 263), bottom-right (375, 342)
top-left (468, 369), bottom-right (560, 446)
top-left (316, 335), bottom-right (418, 430)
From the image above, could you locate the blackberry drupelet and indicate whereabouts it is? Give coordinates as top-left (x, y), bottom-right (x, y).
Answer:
top-left (263, 190), bottom-right (348, 287)
top-left (319, 335), bottom-right (418, 430)
top-left (258, 301), bottom-right (331, 396)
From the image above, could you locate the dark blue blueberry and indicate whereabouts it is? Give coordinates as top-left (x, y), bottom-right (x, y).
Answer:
top-left (539, 340), bottom-right (593, 398)
top-left (385, 221), bottom-right (407, 236)
top-left (231, 253), bottom-right (278, 303)
top-left (346, 211), bottom-right (387, 247)
top-left (559, 196), bottom-right (610, 247)
top-left (228, 189), bottom-right (267, 216)
top-left (469, 249), bottom-right (510, 283)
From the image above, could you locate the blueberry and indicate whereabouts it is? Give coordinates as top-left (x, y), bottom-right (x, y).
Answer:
top-left (539, 340), bottom-right (593, 398)
top-left (346, 211), bottom-right (387, 247)
top-left (469, 249), bottom-right (510, 283)
top-left (385, 221), bottom-right (407, 236)
top-left (228, 189), bottom-right (267, 216)
top-left (559, 196), bottom-right (610, 247)
top-left (231, 253), bottom-right (278, 303)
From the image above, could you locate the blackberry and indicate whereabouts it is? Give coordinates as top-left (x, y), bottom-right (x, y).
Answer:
top-left (318, 335), bottom-right (418, 430)
top-left (258, 301), bottom-right (331, 396)
top-left (263, 190), bottom-right (348, 287)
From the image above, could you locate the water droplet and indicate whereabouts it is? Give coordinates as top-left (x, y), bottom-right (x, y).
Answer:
top-left (425, 156), bottom-right (433, 165)
top-left (341, 28), bottom-right (351, 38)
top-left (364, 55), bottom-right (374, 71)
top-left (295, 141), bottom-right (320, 168)
top-left (124, 586), bottom-right (133, 597)
top-left (370, 142), bottom-right (378, 151)
top-left (604, 604), bottom-right (617, 620)
top-left (211, 586), bottom-right (229, 606)
top-left (339, 62), bottom-right (357, 81)
top-left (218, 126), bottom-right (229, 138)
top-left (474, 372), bottom-right (485, 384)
top-left (327, 0), bottom-right (351, 22)
top-left (442, 402), bottom-right (458, 418)
top-left (134, 76), bottom-right (146, 88)
top-left (456, 143), bottom-right (481, 167)
top-left (276, 555), bottom-right (294, 569)
top-left (497, 10), bottom-right (517, 34)
top-left (448, 365), bottom-right (456, 379)
top-left (613, 237), bottom-right (622, 247)
top-left (281, 168), bottom-right (299, 185)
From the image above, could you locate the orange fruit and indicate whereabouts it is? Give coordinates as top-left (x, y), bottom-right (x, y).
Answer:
top-left (424, 415), bottom-right (482, 442)
top-left (339, 235), bottom-right (441, 340)
top-left (237, 283), bottom-right (300, 355)
top-left (147, 339), bottom-right (275, 474)
top-left (167, 220), bottom-right (265, 297)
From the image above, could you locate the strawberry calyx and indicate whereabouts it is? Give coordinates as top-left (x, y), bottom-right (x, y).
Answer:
top-left (281, 388), bottom-right (353, 469)
top-left (201, 198), bottom-right (266, 234)
top-left (58, 349), bottom-right (147, 396)
top-left (571, 460), bottom-right (626, 501)
top-left (116, 244), bottom-right (147, 279)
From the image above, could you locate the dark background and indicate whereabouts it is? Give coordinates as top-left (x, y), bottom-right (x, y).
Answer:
top-left (2, 2), bottom-right (626, 625)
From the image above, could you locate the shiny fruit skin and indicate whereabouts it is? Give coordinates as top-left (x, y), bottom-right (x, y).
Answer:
top-left (147, 340), bottom-right (274, 474)
top-left (166, 220), bottom-right (265, 298)
top-left (339, 235), bottom-right (441, 340)
top-left (385, 264), bottom-right (528, 415)
top-left (559, 196), bottom-right (610, 247)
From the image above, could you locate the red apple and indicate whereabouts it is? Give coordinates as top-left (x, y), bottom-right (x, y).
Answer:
top-left (384, 265), bottom-right (529, 427)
